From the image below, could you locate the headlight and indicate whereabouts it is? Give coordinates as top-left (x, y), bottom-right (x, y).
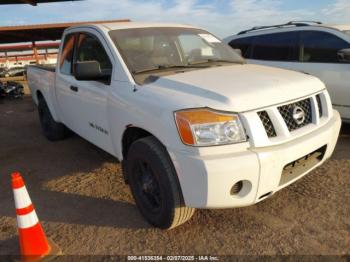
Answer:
top-left (174, 108), bottom-right (246, 146)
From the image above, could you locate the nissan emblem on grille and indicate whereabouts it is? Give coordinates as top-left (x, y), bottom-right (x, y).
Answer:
top-left (278, 98), bottom-right (312, 132)
top-left (292, 106), bottom-right (306, 125)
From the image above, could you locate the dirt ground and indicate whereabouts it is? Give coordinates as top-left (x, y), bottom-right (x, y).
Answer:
top-left (0, 96), bottom-right (349, 257)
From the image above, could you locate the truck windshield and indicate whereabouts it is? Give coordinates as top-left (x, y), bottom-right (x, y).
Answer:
top-left (109, 27), bottom-right (244, 82)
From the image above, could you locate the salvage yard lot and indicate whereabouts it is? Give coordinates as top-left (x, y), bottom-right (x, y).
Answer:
top-left (0, 96), bottom-right (349, 256)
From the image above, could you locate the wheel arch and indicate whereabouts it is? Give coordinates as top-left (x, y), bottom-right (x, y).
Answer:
top-left (36, 90), bottom-right (44, 103)
top-left (36, 90), bottom-right (61, 122)
top-left (120, 125), bottom-right (171, 183)
top-left (122, 126), bottom-right (155, 160)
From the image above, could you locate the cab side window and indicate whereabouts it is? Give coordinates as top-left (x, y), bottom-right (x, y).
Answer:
top-left (60, 34), bottom-right (76, 75)
top-left (250, 32), bottom-right (298, 61)
top-left (300, 31), bottom-right (350, 63)
top-left (75, 33), bottom-right (113, 81)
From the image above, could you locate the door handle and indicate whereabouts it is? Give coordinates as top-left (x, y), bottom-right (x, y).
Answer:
top-left (70, 86), bottom-right (78, 92)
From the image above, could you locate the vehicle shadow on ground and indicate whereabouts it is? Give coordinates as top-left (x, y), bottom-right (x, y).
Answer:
top-left (0, 237), bottom-right (19, 257)
top-left (0, 148), bottom-right (150, 231)
top-left (1, 189), bottom-right (149, 230)
top-left (340, 122), bottom-right (350, 135)
top-left (0, 97), bottom-right (150, 231)
top-left (332, 122), bottom-right (350, 160)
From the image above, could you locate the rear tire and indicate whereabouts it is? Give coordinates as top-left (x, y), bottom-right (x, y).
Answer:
top-left (127, 136), bottom-right (195, 229)
top-left (38, 97), bottom-right (68, 141)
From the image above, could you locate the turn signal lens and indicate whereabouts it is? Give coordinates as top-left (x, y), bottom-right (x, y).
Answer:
top-left (174, 108), bottom-right (246, 146)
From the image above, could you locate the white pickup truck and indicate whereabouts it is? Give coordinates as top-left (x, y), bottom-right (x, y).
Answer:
top-left (28, 22), bottom-right (341, 229)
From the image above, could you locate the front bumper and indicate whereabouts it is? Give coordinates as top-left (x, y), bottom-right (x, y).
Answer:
top-left (169, 110), bottom-right (341, 208)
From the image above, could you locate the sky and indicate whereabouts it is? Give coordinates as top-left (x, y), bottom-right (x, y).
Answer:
top-left (1, 0), bottom-right (350, 37)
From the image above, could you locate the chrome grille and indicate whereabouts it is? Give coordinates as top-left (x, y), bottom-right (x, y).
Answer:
top-left (258, 111), bottom-right (277, 137)
top-left (278, 98), bottom-right (312, 131)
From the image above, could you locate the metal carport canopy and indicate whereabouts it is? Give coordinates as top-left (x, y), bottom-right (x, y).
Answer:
top-left (0, 20), bottom-right (130, 63)
top-left (0, 20), bottom-right (130, 44)
top-left (0, 0), bottom-right (81, 6)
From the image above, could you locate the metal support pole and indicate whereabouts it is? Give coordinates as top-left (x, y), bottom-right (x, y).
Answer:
top-left (32, 41), bottom-right (39, 64)
top-left (5, 51), bottom-right (9, 67)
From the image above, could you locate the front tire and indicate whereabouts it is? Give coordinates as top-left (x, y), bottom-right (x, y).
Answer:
top-left (127, 136), bottom-right (195, 229)
top-left (38, 98), bottom-right (68, 141)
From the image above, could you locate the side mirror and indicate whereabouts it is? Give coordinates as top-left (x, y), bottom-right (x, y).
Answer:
top-left (75, 61), bottom-right (110, 81)
top-left (337, 49), bottom-right (350, 63)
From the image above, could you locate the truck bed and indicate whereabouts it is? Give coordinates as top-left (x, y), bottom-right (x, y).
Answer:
top-left (29, 64), bottom-right (56, 73)
top-left (27, 64), bottom-right (56, 106)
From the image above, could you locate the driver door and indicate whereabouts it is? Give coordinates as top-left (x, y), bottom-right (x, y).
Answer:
top-left (56, 30), bottom-right (114, 153)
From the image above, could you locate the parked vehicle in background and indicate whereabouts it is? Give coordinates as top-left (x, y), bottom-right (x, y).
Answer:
top-left (0, 67), bottom-right (7, 76)
top-left (0, 81), bottom-right (24, 99)
top-left (27, 21), bottom-right (341, 229)
top-left (0, 67), bottom-right (8, 78)
top-left (225, 21), bottom-right (350, 121)
top-left (0, 67), bottom-right (26, 78)
top-left (3, 67), bottom-right (26, 78)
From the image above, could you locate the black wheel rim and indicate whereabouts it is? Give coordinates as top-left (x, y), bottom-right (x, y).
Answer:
top-left (134, 159), bottom-right (162, 213)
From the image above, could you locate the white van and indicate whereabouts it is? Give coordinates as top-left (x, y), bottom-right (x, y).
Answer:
top-left (225, 21), bottom-right (350, 121)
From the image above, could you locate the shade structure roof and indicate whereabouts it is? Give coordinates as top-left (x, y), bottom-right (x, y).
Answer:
top-left (0, 0), bottom-right (81, 6)
top-left (0, 19), bottom-right (130, 44)
top-left (0, 42), bottom-right (60, 52)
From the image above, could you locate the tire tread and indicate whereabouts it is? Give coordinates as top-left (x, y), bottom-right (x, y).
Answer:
top-left (142, 137), bottom-right (195, 229)
top-left (128, 136), bottom-right (195, 229)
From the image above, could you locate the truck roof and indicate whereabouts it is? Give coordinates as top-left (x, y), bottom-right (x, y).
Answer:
top-left (71, 21), bottom-right (200, 31)
top-left (236, 21), bottom-right (350, 36)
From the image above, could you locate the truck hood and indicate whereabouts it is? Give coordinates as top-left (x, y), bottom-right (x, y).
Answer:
top-left (145, 64), bottom-right (325, 112)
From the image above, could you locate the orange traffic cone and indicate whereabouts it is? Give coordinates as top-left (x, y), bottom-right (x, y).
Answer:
top-left (12, 172), bottom-right (62, 262)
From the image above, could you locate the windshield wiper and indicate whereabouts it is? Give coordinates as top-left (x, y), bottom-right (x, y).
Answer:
top-left (132, 64), bottom-right (209, 74)
top-left (188, 59), bottom-right (239, 65)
